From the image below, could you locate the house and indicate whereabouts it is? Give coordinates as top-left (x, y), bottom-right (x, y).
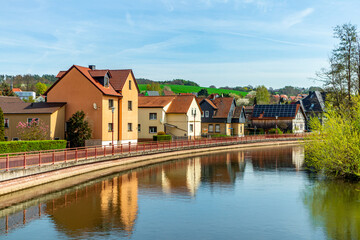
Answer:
top-left (299, 91), bottom-right (326, 128)
top-left (251, 104), bottom-right (306, 133)
top-left (163, 90), bottom-right (175, 96)
top-left (0, 100), bottom-right (66, 141)
top-left (11, 88), bottom-right (22, 93)
top-left (138, 95), bottom-right (201, 140)
top-left (14, 91), bottom-right (36, 101)
top-left (199, 97), bottom-right (246, 136)
top-left (46, 65), bottom-right (139, 145)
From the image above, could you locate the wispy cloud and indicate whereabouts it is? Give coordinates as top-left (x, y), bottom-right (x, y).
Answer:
top-left (283, 8), bottom-right (314, 28)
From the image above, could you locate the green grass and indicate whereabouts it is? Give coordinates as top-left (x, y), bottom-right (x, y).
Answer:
top-left (139, 84), bottom-right (248, 96)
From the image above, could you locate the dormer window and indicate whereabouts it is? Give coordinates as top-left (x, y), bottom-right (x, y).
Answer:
top-left (129, 80), bottom-right (132, 90)
top-left (104, 75), bottom-right (109, 88)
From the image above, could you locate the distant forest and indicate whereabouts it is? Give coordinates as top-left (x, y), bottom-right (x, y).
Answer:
top-left (0, 74), bottom-right (57, 92)
top-left (0, 74), bottom-right (322, 97)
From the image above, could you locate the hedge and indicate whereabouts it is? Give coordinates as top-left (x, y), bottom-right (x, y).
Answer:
top-left (0, 140), bottom-right (67, 154)
top-left (268, 128), bottom-right (283, 134)
top-left (153, 135), bottom-right (172, 141)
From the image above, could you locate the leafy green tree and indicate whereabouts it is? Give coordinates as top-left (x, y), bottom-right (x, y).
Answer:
top-left (255, 85), bottom-right (270, 104)
top-left (0, 107), bottom-right (4, 141)
top-left (35, 82), bottom-right (48, 95)
top-left (66, 111), bottom-right (92, 147)
top-left (197, 88), bottom-right (209, 97)
top-left (0, 82), bottom-right (15, 96)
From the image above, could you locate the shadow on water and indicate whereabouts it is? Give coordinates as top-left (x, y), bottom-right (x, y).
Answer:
top-left (303, 180), bottom-right (360, 240)
top-left (0, 144), bottom-right (318, 239)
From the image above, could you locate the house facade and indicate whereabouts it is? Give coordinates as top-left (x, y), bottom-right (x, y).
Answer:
top-left (199, 97), bottom-right (245, 136)
top-left (251, 104), bottom-right (306, 133)
top-left (0, 100), bottom-right (66, 141)
top-left (46, 65), bottom-right (139, 145)
top-left (299, 91), bottom-right (326, 129)
top-left (138, 95), bottom-right (201, 140)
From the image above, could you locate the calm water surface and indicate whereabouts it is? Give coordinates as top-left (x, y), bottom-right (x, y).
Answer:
top-left (0, 145), bottom-right (358, 240)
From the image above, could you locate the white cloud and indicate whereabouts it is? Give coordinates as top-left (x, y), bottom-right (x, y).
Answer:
top-left (283, 8), bottom-right (314, 28)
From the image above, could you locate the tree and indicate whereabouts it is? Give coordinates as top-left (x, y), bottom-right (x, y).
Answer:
top-left (255, 85), bottom-right (270, 104)
top-left (35, 82), bottom-right (47, 96)
top-left (66, 111), bottom-right (92, 147)
top-left (16, 119), bottom-right (49, 140)
top-left (0, 107), bottom-right (4, 141)
top-left (197, 88), bottom-right (209, 97)
top-left (0, 82), bottom-right (15, 96)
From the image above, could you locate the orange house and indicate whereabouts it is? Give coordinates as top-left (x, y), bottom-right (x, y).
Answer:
top-left (46, 65), bottom-right (139, 145)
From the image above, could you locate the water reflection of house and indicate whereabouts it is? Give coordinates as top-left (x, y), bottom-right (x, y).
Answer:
top-left (250, 146), bottom-right (304, 171)
top-left (45, 173), bottom-right (138, 238)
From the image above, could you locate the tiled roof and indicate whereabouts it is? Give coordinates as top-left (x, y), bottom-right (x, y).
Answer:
top-left (49, 65), bottom-right (121, 97)
top-left (0, 96), bottom-right (23, 103)
top-left (163, 90), bottom-right (175, 96)
top-left (138, 96), bottom-right (175, 108)
top-left (89, 70), bottom-right (109, 78)
top-left (12, 88), bottom-right (22, 92)
top-left (212, 97), bottom-right (234, 118)
top-left (232, 106), bottom-right (244, 118)
top-left (167, 95), bottom-right (198, 114)
top-left (204, 99), bottom-right (218, 109)
top-left (108, 69), bottom-right (139, 92)
top-left (0, 102), bottom-right (66, 114)
top-left (252, 104), bottom-right (302, 120)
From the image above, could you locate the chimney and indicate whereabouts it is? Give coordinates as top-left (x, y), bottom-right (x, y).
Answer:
top-left (89, 65), bottom-right (96, 70)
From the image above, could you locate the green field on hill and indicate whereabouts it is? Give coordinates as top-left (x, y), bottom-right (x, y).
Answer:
top-left (138, 84), bottom-right (248, 96)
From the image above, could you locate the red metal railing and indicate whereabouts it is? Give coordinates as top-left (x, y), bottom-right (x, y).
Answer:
top-left (0, 133), bottom-right (308, 172)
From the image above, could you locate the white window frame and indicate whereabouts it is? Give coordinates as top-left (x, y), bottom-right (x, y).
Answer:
top-left (205, 111), bottom-right (209, 118)
top-left (208, 124), bottom-right (213, 133)
top-left (215, 124), bottom-right (220, 133)
top-left (108, 99), bottom-right (114, 109)
top-left (149, 126), bottom-right (157, 134)
top-left (108, 123), bottom-right (113, 132)
top-left (149, 113), bottom-right (157, 120)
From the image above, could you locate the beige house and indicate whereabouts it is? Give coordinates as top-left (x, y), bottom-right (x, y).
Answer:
top-left (138, 95), bottom-right (202, 140)
top-left (46, 65), bottom-right (139, 145)
top-left (0, 100), bottom-right (66, 141)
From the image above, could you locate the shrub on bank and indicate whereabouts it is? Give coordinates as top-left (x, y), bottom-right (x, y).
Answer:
top-left (153, 135), bottom-right (172, 141)
top-left (268, 128), bottom-right (283, 134)
top-left (304, 96), bottom-right (360, 179)
top-left (0, 140), bottom-right (67, 154)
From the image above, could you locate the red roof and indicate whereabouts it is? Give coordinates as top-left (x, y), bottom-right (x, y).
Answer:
top-left (12, 88), bottom-right (22, 92)
top-left (167, 95), bottom-right (200, 114)
top-left (48, 65), bottom-right (140, 97)
top-left (212, 97), bottom-right (234, 118)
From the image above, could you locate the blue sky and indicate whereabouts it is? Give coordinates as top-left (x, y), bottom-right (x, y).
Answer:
top-left (1, 0), bottom-right (360, 88)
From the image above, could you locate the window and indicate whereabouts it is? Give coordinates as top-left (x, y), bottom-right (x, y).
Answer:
top-left (190, 124), bottom-right (193, 132)
top-left (215, 124), bottom-right (220, 133)
top-left (27, 118), bottom-right (39, 126)
top-left (128, 123), bottom-right (133, 132)
top-left (129, 80), bottom-right (132, 90)
top-left (149, 126), bottom-right (157, 134)
top-left (138, 124), bottom-right (141, 132)
top-left (109, 99), bottom-right (114, 109)
top-left (208, 124), bottom-right (213, 133)
top-left (205, 111), bottom-right (209, 118)
top-left (4, 118), bottom-right (9, 128)
top-left (128, 101), bottom-right (132, 111)
top-left (104, 75), bottom-right (109, 87)
top-left (4, 136), bottom-right (8, 141)
top-left (149, 113), bottom-right (157, 120)
top-left (108, 123), bottom-right (113, 132)
top-left (12, 137), bottom-right (19, 141)
top-left (54, 137), bottom-right (60, 140)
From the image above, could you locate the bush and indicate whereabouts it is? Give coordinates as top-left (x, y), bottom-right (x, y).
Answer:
top-left (268, 128), bottom-right (283, 134)
top-left (305, 96), bottom-right (360, 179)
top-left (0, 140), bottom-right (67, 154)
top-left (211, 134), bottom-right (229, 138)
top-left (153, 135), bottom-right (172, 141)
top-left (157, 131), bottom-right (166, 135)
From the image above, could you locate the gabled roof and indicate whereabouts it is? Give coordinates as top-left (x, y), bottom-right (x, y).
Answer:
top-left (166, 95), bottom-right (197, 114)
top-left (147, 91), bottom-right (160, 96)
top-left (48, 65), bottom-right (140, 97)
top-left (300, 91), bottom-right (326, 113)
top-left (252, 104), bottom-right (305, 120)
top-left (138, 96), bottom-right (175, 108)
top-left (12, 88), bottom-right (22, 92)
top-left (212, 97), bottom-right (234, 118)
top-left (232, 106), bottom-right (245, 119)
top-left (203, 99), bottom-right (218, 109)
top-left (163, 90), bottom-right (175, 96)
top-left (0, 96), bottom-right (23, 103)
top-left (0, 102), bottom-right (66, 114)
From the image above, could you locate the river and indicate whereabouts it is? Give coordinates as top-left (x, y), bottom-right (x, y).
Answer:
top-left (0, 145), bottom-right (358, 240)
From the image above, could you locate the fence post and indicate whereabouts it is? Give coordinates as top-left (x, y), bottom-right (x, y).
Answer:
top-left (75, 149), bottom-right (78, 162)
top-left (52, 150), bottom-right (55, 165)
top-left (112, 145), bottom-right (115, 155)
top-left (6, 154), bottom-right (9, 172)
top-left (64, 150), bottom-right (67, 163)
top-left (129, 142), bottom-right (131, 153)
top-left (95, 147), bottom-right (97, 159)
top-left (39, 151), bottom-right (41, 167)
top-left (24, 153), bottom-right (26, 169)
top-left (104, 146), bottom-right (106, 157)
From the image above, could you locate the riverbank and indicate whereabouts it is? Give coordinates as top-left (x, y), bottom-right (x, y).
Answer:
top-left (0, 140), bottom-right (302, 200)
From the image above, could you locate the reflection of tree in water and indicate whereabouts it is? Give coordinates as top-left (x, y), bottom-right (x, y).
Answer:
top-left (303, 181), bottom-right (360, 240)
top-left (45, 173), bottom-right (138, 238)
top-left (250, 146), bottom-right (304, 171)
